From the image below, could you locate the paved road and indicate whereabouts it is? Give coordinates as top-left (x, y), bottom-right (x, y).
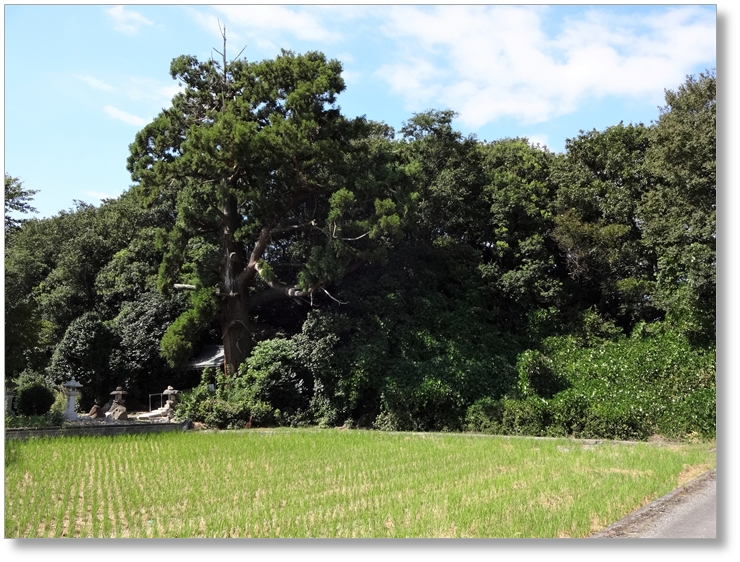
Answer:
top-left (591, 469), bottom-right (716, 539)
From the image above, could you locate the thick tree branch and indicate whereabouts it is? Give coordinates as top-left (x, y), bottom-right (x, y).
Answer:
top-left (272, 220), bottom-right (324, 238)
top-left (247, 259), bottom-right (365, 311)
top-left (242, 226), bottom-right (273, 288)
top-left (247, 284), bottom-right (315, 310)
top-left (241, 220), bottom-right (324, 289)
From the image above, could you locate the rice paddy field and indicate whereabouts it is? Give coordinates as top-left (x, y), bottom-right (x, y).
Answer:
top-left (4, 428), bottom-right (715, 538)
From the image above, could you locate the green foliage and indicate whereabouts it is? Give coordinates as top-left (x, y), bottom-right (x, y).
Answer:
top-left (48, 312), bottom-right (118, 410)
top-left (516, 349), bottom-right (567, 399)
top-left (479, 138), bottom-right (562, 329)
top-left (465, 397), bottom-right (504, 433)
top-left (290, 241), bottom-right (520, 432)
top-left (13, 374), bottom-right (56, 417)
top-left (464, 327), bottom-right (714, 441)
top-left (238, 339), bottom-right (312, 419)
top-left (95, 228), bottom-right (164, 314)
top-left (500, 396), bottom-right (551, 436)
top-left (4, 191), bottom-right (178, 385)
top-left (655, 386), bottom-right (716, 440)
top-left (108, 291), bottom-right (188, 401)
top-left (175, 368), bottom-right (254, 430)
top-left (580, 402), bottom-right (651, 441)
top-left (160, 287), bottom-right (219, 368)
top-left (642, 70), bottom-right (716, 343)
top-left (545, 328), bottom-right (715, 439)
top-left (547, 388), bottom-right (590, 437)
top-left (4, 246), bottom-right (46, 379)
top-left (4, 173), bottom-right (38, 234)
top-left (174, 338), bottom-right (314, 430)
top-left (551, 123), bottom-right (657, 331)
top-left (5, 65), bottom-right (714, 442)
top-left (7, 388), bottom-right (67, 428)
top-left (465, 396), bottom-right (550, 436)
top-left (327, 188), bottom-right (357, 223)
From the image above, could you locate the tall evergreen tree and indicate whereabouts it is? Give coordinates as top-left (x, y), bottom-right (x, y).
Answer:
top-left (642, 69), bottom-right (716, 342)
top-left (127, 49), bottom-right (400, 374)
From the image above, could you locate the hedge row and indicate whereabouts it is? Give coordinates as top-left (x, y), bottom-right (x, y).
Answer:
top-left (467, 326), bottom-right (715, 440)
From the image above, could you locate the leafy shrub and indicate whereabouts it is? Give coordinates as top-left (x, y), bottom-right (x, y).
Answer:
top-left (198, 398), bottom-right (253, 430)
top-left (516, 350), bottom-right (568, 398)
top-left (373, 378), bottom-right (417, 432)
top-left (377, 364), bottom-right (467, 432)
top-left (500, 396), bottom-right (550, 436)
top-left (542, 328), bottom-right (715, 440)
top-left (48, 390), bottom-right (67, 424)
top-left (47, 312), bottom-right (118, 410)
top-left (174, 339), bottom-right (314, 430)
top-left (656, 387), bottom-right (716, 439)
top-left (160, 288), bottom-right (219, 369)
top-left (175, 367), bottom-right (254, 429)
top-left (581, 403), bottom-right (651, 441)
top-left (466, 396), bottom-right (551, 436)
top-left (14, 375), bottom-right (56, 416)
top-left (308, 393), bottom-right (341, 428)
top-left (237, 338), bottom-right (312, 419)
top-left (6, 390), bottom-right (66, 428)
top-left (547, 388), bottom-right (589, 436)
top-left (176, 390), bottom-right (254, 430)
top-left (465, 397), bottom-right (504, 433)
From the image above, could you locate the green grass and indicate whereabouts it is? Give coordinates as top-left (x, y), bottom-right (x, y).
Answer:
top-left (4, 428), bottom-right (715, 538)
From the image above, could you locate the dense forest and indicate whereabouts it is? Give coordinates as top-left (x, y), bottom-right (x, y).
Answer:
top-left (4, 51), bottom-right (715, 440)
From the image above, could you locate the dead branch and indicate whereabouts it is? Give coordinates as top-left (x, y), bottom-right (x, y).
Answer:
top-left (322, 287), bottom-right (348, 305)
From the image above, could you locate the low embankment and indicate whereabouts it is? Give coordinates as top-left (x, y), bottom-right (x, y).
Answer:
top-left (5, 421), bottom-right (187, 440)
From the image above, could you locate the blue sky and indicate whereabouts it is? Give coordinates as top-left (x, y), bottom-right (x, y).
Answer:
top-left (3, 3), bottom-right (717, 219)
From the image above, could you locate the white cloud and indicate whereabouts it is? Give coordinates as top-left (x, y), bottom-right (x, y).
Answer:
top-left (185, 5), bottom-right (343, 54)
top-left (84, 191), bottom-right (114, 201)
top-left (341, 69), bottom-right (361, 85)
top-left (376, 57), bottom-right (446, 109)
top-left (125, 77), bottom-right (182, 104)
top-left (376, 5), bottom-right (715, 128)
top-left (215, 5), bottom-right (342, 44)
top-left (106, 6), bottom-right (153, 36)
top-left (76, 74), bottom-right (115, 92)
top-left (104, 105), bottom-right (148, 127)
top-left (336, 52), bottom-right (355, 64)
top-left (527, 135), bottom-right (549, 150)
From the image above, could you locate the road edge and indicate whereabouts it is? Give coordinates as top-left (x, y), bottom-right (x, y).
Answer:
top-left (589, 468), bottom-right (717, 538)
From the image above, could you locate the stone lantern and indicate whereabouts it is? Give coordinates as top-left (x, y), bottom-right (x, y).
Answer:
top-left (162, 386), bottom-right (179, 419)
top-left (110, 386), bottom-right (127, 405)
top-left (107, 386), bottom-right (129, 420)
top-left (63, 378), bottom-right (83, 421)
top-left (163, 386), bottom-right (179, 407)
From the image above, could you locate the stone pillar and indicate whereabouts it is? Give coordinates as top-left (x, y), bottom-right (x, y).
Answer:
top-left (5, 391), bottom-right (14, 415)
